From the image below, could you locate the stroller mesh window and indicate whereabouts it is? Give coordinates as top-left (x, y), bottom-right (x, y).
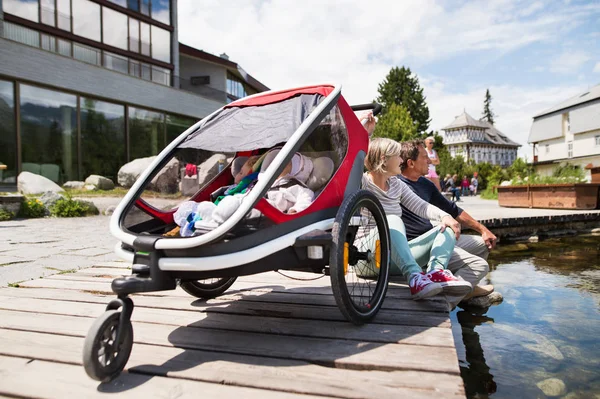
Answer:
top-left (299, 104), bottom-right (348, 169)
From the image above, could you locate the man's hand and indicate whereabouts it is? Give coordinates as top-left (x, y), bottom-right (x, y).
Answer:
top-left (481, 228), bottom-right (497, 250)
top-left (440, 215), bottom-right (461, 240)
top-left (359, 112), bottom-right (376, 136)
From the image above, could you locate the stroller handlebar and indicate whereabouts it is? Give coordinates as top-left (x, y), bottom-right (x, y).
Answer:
top-left (351, 103), bottom-right (383, 116)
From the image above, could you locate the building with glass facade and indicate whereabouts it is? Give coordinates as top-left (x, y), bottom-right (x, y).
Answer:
top-left (0, 0), bottom-right (268, 188)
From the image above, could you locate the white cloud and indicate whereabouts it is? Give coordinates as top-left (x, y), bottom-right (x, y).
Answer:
top-left (594, 62), bottom-right (600, 73)
top-left (549, 50), bottom-right (592, 74)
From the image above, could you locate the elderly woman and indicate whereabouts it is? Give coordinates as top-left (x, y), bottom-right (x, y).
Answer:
top-left (361, 137), bottom-right (472, 300)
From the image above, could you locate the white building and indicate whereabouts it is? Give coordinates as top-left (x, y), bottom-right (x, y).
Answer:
top-left (442, 111), bottom-right (520, 167)
top-left (528, 84), bottom-right (600, 182)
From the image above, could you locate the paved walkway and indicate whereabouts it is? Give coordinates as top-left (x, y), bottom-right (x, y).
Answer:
top-left (1, 195), bottom-right (599, 287)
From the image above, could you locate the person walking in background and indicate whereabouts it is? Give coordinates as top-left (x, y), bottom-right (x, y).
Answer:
top-left (461, 175), bottom-right (470, 197)
top-left (424, 137), bottom-right (442, 191)
top-left (471, 173), bottom-right (479, 196)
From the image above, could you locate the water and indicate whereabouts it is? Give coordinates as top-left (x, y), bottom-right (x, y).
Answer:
top-left (451, 235), bottom-right (600, 399)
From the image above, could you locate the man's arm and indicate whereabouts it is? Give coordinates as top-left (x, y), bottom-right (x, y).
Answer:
top-left (456, 210), bottom-right (497, 250)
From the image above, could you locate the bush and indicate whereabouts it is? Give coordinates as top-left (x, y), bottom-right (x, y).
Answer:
top-left (50, 197), bottom-right (96, 217)
top-left (19, 198), bottom-right (46, 218)
top-left (0, 209), bottom-right (15, 221)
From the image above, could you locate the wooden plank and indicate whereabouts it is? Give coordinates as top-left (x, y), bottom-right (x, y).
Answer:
top-left (0, 355), bottom-right (325, 399)
top-left (2, 286), bottom-right (450, 328)
top-left (0, 309), bottom-right (461, 374)
top-left (0, 329), bottom-right (465, 399)
top-left (0, 295), bottom-right (453, 347)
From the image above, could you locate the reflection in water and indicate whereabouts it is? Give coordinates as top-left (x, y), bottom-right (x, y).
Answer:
top-left (451, 234), bottom-right (600, 399)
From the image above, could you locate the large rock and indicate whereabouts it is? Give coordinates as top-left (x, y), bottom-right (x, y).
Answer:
top-left (63, 181), bottom-right (85, 190)
top-left (149, 158), bottom-right (179, 194)
top-left (18, 172), bottom-right (64, 195)
top-left (197, 154), bottom-right (227, 187)
top-left (118, 156), bottom-right (156, 188)
top-left (84, 175), bottom-right (114, 190)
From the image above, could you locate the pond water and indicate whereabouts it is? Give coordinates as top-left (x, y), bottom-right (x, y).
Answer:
top-left (451, 234), bottom-right (600, 399)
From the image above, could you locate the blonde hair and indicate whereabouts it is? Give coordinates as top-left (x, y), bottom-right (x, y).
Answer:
top-left (365, 138), bottom-right (402, 174)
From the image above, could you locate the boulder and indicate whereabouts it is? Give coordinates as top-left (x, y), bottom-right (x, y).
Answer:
top-left (84, 184), bottom-right (97, 191)
top-left (197, 154), bottom-right (227, 187)
top-left (118, 156), bottom-right (156, 188)
top-left (149, 158), bottom-right (179, 194)
top-left (63, 181), bottom-right (85, 190)
top-left (536, 378), bottom-right (566, 397)
top-left (39, 191), bottom-right (66, 209)
top-left (78, 200), bottom-right (99, 215)
top-left (461, 291), bottom-right (504, 308)
top-left (84, 175), bottom-right (114, 190)
top-left (18, 172), bottom-right (64, 195)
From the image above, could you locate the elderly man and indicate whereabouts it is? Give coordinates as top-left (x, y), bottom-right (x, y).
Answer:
top-left (399, 139), bottom-right (497, 304)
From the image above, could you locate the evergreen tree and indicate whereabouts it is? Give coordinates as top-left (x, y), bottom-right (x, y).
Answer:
top-left (481, 89), bottom-right (495, 125)
top-left (372, 103), bottom-right (418, 142)
top-left (375, 66), bottom-right (431, 135)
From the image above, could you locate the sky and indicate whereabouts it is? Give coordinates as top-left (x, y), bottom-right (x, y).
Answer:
top-left (178, 0), bottom-right (600, 160)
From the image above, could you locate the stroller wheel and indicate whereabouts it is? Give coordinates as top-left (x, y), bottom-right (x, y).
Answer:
top-left (330, 190), bottom-right (390, 325)
top-left (83, 310), bottom-right (133, 382)
top-left (180, 277), bottom-right (237, 299)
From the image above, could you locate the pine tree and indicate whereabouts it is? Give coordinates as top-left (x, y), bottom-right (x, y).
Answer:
top-left (372, 103), bottom-right (418, 142)
top-left (481, 89), bottom-right (495, 125)
top-left (375, 66), bottom-right (430, 135)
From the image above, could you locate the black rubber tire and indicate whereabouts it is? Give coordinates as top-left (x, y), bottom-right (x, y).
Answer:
top-left (83, 310), bottom-right (133, 382)
top-left (180, 277), bottom-right (238, 299)
top-left (330, 190), bottom-right (390, 325)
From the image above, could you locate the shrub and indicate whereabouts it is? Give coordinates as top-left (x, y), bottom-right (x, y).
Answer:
top-left (50, 197), bottom-right (97, 217)
top-left (19, 198), bottom-right (46, 218)
top-left (0, 209), bottom-right (15, 221)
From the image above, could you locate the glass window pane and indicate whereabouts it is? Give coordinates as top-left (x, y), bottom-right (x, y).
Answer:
top-left (0, 80), bottom-right (17, 185)
top-left (128, 107), bottom-right (164, 160)
top-left (140, 0), bottom-right (149, 16)
top-left (57, 0), bottom-right (71, 31)
top-left (166, 114), bottom-right (196, 145)
top-left (151, 0), bottom-right (169, 24)
top-left (3, 21), bottom-right (40, 47)
top-left (102, 7), bottom-right (127, 49)
top-left (127, 0), bottom-right (138, 12)
top-left (57, 38), bottom-right (71, 56)
top-left (151, 65), bottom-right (170, 86)
top-left (128, 17), bottom-right (139, 53)
top-left (73, 42), bottom-right (100, 65)
top-left (72, 0), bottom-right (101, 41)
top-left (41, 33), bottom-right (56, 52)
top-left (19, 84), bottom-right (78, 183)
top-left (107, 0), bottom-right (126, 7)
top-left (2, 0), bottom-right (39, 22)
top-left (140, 22), bottom-right (150, 56)
top-left (80, 98), bottom-right (125, 182)
top-left (129, 60), bottom-right (140, 77)
top-left (41, 0), bottom-right (56, 26)
top-left (103, 51), bottom-right (128, 74)
top-left (141, 63), bottom-right (151, 80)
top-left (150, 25), bottom-right (170, 63)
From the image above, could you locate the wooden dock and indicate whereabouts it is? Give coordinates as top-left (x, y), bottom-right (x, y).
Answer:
top-left (0, 263), bottom-right (465, 398)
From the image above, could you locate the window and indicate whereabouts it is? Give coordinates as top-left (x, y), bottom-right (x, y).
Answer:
top-left (80, 98), bottom-right (125, 182)
top-left (567, 141), bottom-right (573, 158)
top-left (166, 114), bottom-right (196, 144)
top-left (140, 22), bottom-right (151, 56)
top-left (72, 0), bottom-right (101, 41)
top-left (127, 0), bottom-right (139, 12)
top-left (128, 107), bottom-right (165, 160)
top-left (227, 73), bottom-right (253, 99)
top-left (102, 7), bottom-right (128, 50)
top-left (19, 84), bottom-right (78, 183)
top-left (150, 25), bottom-right (171, 62)
top-left (57, 38), bottom-right (71, 56)
top-left (128, 17), bottom-right (140, 52)
top-left (151, 65), bottom-right (170, 85)
top-left (596, 136), bottom-right (600, 146)
top-left (41, 33), bottom-right (56, 52)
top-left (73, 42), bottom-right (101, 65)
top-left (151, 0), bottom-right (170, 24)
top-left (0, 80), bottom-right (17, 185)
top-left (3, 0), bottom-right (39, 22)
top-left (107, 0), bottom-right (126, 6)
top-left (3, 21), bottom-right (40, 47)
top-left (141, 0), bottom-right (150, 16)
top-left (103, 51), bottom-right (129, 74)
top-left (41, 0), bottom-right (56, 26)
top-left (545, 144), bottom-right (550, 154)
top-left (57, 0), bottom-right (71, 31)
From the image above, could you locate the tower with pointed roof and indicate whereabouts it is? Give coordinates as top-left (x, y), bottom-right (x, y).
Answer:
top-left (442, 110), bottom-right (520, 167)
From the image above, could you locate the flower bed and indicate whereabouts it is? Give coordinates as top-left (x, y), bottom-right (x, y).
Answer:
top-left (497, 184), bottom-right (600, 209)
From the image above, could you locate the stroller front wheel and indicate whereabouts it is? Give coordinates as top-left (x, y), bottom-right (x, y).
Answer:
top-left (83, 309), bottom-right (133, 382)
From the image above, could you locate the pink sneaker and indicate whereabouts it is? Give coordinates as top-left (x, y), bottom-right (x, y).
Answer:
top-left (409, 273), bottom-right (442, 300)
top-left (426, 269), bottom-right (472, 297)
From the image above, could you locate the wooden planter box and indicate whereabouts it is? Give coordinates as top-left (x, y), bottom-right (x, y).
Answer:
top-left (497, 184), bottom-right (600, 209)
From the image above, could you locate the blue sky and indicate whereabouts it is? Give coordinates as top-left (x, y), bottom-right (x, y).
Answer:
top-left (178, 0), bottom-right (600, 159)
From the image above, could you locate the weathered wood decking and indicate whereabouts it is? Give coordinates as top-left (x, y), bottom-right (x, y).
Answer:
top-left (0, 263), bottom-right (465, 398)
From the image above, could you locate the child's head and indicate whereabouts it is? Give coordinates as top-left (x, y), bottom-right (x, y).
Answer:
top-left (232, 155), bottom-right (259, 184)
